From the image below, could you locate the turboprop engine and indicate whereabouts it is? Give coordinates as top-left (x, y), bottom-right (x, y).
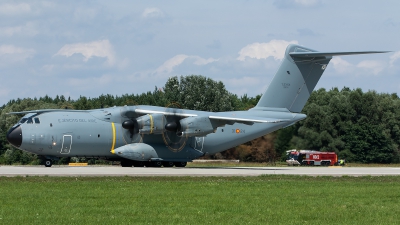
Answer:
top-left (114, 143), bottom-right (159, 161)
top-left (136, 114), bottom-right (165, 134)
top-left (177, 116), bottom-right (216, 137)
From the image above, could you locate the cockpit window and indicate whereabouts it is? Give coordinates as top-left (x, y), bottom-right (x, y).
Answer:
top-left (34, 118), bottom-right (40, 124)
top-left (19, 118), bottom-right (28, 124)
top-left (27, 118), bottom-right (33, 124)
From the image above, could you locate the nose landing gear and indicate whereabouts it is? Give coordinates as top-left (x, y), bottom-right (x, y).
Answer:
top-left (44, 159), bottom-right (53, 167)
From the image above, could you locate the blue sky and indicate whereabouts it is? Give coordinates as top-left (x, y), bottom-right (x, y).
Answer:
top-left (1, 0), bottom-right (400, 105)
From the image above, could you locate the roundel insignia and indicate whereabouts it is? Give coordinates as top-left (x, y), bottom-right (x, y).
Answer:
top-left (321, 64), bottom-right (327, 70)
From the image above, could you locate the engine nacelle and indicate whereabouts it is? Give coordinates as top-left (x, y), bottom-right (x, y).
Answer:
top-left (178, 116), bottom-right (215, 137)
top-left (136, 114), bottom-right (165, 134)
top-left (114, 143), bottom-right (158, 161)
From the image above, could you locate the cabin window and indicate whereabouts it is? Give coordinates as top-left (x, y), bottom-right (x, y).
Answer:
top-left (34, 118), bottom-right (40, 124)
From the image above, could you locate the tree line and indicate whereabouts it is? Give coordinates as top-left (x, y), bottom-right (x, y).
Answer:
top-left (0, 75), bottom-right (399, 164)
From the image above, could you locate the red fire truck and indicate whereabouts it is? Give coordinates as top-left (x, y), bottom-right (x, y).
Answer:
top-left (286, 150), bottom-right (339, 166)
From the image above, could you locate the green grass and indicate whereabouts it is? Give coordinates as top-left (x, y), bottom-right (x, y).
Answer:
top-left (0, 176), bottom-right (399, 225)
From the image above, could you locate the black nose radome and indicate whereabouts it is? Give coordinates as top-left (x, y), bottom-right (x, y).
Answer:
top-left (7, 125), bottom-right (22, 147)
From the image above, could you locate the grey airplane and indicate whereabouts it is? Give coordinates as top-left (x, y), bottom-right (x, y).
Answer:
top-left (6, 44), bottom-right (388, 167)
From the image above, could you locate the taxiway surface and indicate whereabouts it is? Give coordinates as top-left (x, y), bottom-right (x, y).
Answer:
top-left (0, 166), bottom-right (399, 177)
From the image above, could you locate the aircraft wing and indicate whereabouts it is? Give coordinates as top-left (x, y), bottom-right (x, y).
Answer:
top-left (134, 109), bottom-right (198, 117)
top-left (135, 108), bottom-right (288, 125)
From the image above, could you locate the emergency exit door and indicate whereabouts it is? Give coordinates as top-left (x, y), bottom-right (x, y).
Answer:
top-left (60, 135), bottom-right (72, 154)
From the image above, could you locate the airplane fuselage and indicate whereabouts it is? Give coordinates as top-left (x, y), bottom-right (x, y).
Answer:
top-left (8, 105), bottom-right (305, 163)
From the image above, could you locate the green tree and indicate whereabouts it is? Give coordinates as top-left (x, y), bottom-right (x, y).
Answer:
top-left (164, 75), bottom-right (235, 112)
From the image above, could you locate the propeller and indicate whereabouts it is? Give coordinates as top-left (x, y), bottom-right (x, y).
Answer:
top-left (122, 119), bottom-right (138, 138)
top-left (120, 105), bottom-right (142, 144)
top-left (162, 103), bottom-right (188, 152)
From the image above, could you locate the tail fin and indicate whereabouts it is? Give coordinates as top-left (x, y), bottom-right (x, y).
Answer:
top-left (255, 44), bottom-right (388, 113)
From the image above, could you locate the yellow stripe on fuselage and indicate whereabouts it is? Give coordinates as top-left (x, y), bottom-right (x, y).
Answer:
top-left (149, 114), bottom-right (154, 134)
top-left (111, 122), bottom-right (116, 154)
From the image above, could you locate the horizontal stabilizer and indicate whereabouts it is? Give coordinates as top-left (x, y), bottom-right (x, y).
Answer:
top-left (289, 51), bottom-right (390, 58)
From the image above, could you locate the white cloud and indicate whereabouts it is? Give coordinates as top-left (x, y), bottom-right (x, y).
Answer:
top-left (155, 55), bottom-right (218, 74)
top-left (237, 40), bottom-right (298, 61)
top-left (390, 51), bottom-right (400, 66)
top-left (193, 56), bottom-right (219, 65)
top-left (331, 57), bottom-right (387, 76)
top-left (55, 39), bottom-right (116, 65)
top-left (357, 60), bottom-right (386, 75)
top-left (156, 54), bottom-right (188, 74)
top-left (331, 57), bottom-right (354, 74)
top-left (0, 22), bottom-right (38, 37)
top-left (142, 8), bottom-right (164, 18)
top-left (0, 45), bottom-right (35, 62)
top-left (0, 3), bottom-right (31, 15)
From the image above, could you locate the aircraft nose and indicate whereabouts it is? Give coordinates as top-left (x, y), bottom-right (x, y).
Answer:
top-left (6, 125), bottom-right (22, 147)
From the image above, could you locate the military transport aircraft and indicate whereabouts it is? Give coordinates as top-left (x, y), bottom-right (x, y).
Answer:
top-left (6, 44), bottom-right (388, 167)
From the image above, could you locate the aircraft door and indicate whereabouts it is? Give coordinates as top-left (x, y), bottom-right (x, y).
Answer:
top-left (60, 135), bottom-right (72, 154)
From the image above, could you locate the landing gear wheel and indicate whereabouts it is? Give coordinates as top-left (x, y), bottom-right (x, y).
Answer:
top-left (162, 161), bottom-right (174, 167)
top-left (121, 160), bottom-right (134, 167)
top-left (44, 159), bottom-right (52, 167)
top-left (152, 161), bottom-right (163, 167)
top-left (174, 162), bottom-right (187, 167)
top-left (133, 161), bottom-right (145, 167)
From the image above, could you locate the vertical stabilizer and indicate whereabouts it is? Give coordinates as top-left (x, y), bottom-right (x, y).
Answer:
top-left (255, 44), bottom-right (388, 113)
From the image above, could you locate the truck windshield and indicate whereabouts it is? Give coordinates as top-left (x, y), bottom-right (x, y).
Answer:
top-left (287, 154), bottom-right (298, 160)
